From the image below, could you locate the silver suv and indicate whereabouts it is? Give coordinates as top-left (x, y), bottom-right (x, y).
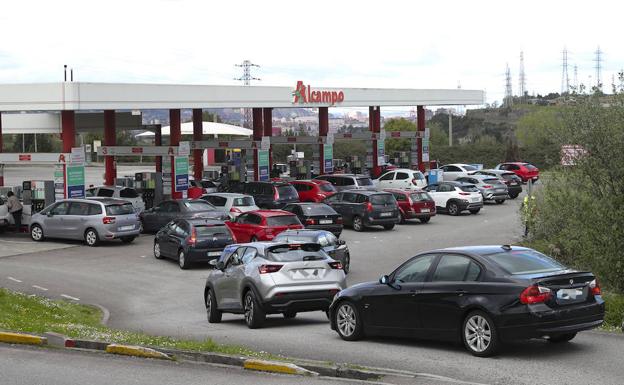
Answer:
top-left (314, 174), bottom-right (376, 192)
top-left (204, 242), bottom-right (346, 328)
top-left (30, 198), bottom-right (141, 246)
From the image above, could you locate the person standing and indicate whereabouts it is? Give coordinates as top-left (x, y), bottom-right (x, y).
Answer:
top-left (6, 191), bottom-right (23, 232)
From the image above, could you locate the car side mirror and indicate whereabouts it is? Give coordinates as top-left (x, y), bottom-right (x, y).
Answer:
top-left (47, 212), bottom-right (54, 217)
top-left (379, 275), bottom-right (390, 284)
top-left (338, 239), bottom-right (346, 245)
top-left (216, 261), bottom-right (225, 270)
top-left (209, 260), bottom-right (218, 267)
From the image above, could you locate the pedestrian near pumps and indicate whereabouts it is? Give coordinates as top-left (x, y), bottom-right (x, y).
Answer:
top-left (6, 191), bottom-right (23, 232)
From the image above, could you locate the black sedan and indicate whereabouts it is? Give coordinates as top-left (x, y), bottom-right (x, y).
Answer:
top-left (140, 199), bottom-right (227, 233)
top-left (273, 229), bottom-right (351, 274)
top-left (329, 245), bottom-right (605, 356)
top-left (153, 219), bottom-right (235, 269)
top-left (282, 203), bottom-right (343, 236)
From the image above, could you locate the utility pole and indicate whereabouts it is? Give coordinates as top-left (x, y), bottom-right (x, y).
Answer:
top-left (234, 60), bottom-right (260, 128)
top-left (518, 51), bottom-right (526, 103)
top-left (561, 48), bottom-right (569, 94)
top-left (594, 46), bottom-right (603, 91)
top-left (504, 64), bottom-right (513, 108)
top-left (448, 111), bottom-right (453, 147)
top-left (573, 64), bottom-right (578, 91)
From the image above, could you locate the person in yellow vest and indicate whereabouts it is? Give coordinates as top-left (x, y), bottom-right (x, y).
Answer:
top-left (521, 195), bottom-right (536, 237)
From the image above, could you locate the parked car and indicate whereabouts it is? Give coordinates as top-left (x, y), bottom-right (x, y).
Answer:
top-left (225, 210), bottom-right (303, 242)
top-left (282, 203), bottom-right (343, 237)
top-left (204, 242), bottom-right (346, 328)
top-left (323, 190), bottom-right (400, 231)
top-left (30, 198), bottom-right (140, 246)
top-left (289, 180), bottom-right (337, 202)
top-left (189, 179), bottom-right (219, 194)
top-left (199, 193), bottom-right (259, 219)
top-left (329, 245), bottom-right (605, 357)
top-left (424, 181), bottom-right (483, 215)
top-left (314, 174), bottom-right (376, 192)
top-left (374, 169), bottom-right (427, 190)
top-left (153, 218), bottom-right (235, 269)
top-left (456, 175), bottom-right (509, 204)
top-left (495, 162), bottom-right (539, 183)
top-left (273, 229), bottom-right (351, 274)
top-left (227, 181), bottom-right (299, 209)
top-left (383, 189), bottom-right (436, 223)
top-left (139, 199), bottom-right (227, 233)
top-left (434, 164), bottom-right (480, 181)
top-left (471, 169), bottom-right (522, 199)
top-left (0, 195), bottom-right (15, 230)
top-left (86, 186), bottom-right (145, 213)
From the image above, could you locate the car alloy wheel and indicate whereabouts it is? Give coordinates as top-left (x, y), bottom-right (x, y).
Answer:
top-left (352, 216), bottom-right (363, 232)
top-left (178, 250), bottom-right (188, 269)
top-left (243, 291), bottom-right (265, 329)
top-left (462, 311), bottom-right (499, 356)
top-left (447, 202), bottom-right (459, 216)
top-left (153, 242), bottom-right (162, 259)
top-left (343, 253), bottom-right (350, 274)
top-left (206, 289), bottom-right (222, 323)
top-left (85, 229), bottom-right (98, 247)
top-left (31, 225), bottom-right (43, 242)
top-left (336, 303), bottom-right (357, 338)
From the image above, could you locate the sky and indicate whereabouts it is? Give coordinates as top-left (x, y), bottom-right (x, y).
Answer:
top-left (1, 0), bottom-right (623, 108)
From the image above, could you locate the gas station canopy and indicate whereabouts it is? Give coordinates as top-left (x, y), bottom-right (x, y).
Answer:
top-left (136, 121), bottom-right (252, 138)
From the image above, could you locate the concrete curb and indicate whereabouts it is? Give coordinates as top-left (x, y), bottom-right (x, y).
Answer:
top-left (105, 344), bottom-right (172, 360)
top-left (0, 331), bottom-right (47, 346)
top-left (243, 359), bottom-right (318, 376)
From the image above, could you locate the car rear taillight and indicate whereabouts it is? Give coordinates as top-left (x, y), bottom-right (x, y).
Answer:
top-left (520, 285), bottom-right (552, 304)
top-left (589, 279), bottom-right (601, 296)
top-left (229, 229), bottom-right (238, 243)
top-left (364, 202), bottom-right (373, 212)
top-left (306, 218), bottom-right (317, 225)
top-left (336, 217), bottom-right (343, 224)
top-left (102, 216), bottom-right (116, 224)
top-left (230, 207), bottom-right (242, 214)
top-left (328, 261), bottom-right (343, 270)
top-left (258, 264), bottom-right (283, 274)
top-left (483, 185), bottom-right (493, 188)
top-left (411, 178), bottom-right (419, 186)
top-left (188, 227), bottom-right (197, 246)
top-left (273, 188), bottom-right (279, 201)
top-left (459, 192), bottom-right (471, 196)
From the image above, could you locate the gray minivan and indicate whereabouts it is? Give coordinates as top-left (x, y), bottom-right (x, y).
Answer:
top-left (30, 198), bottom-right (141, 246)
top-left (314, 174), bottom-right (376, 192)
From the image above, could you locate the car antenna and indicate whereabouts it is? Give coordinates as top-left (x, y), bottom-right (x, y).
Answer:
top-left (501, 245), bottom-right (512, 251)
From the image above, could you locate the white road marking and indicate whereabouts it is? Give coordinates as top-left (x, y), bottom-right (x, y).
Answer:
top-left (139, 255), bottom-right (146, 258)
top-left (60, 294), bottom-right (80, 301)
top-left (7, 277), bottom-right (22, 283)
top-left (32, 285), bottom-right (48, 291)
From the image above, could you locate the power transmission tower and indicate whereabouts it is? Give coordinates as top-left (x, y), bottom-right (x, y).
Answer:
top-left (594, 46), bottom-right (603, 91)
top-left (504, 63), bottom-right (513, 107)
top-left (573, 64), bottom-right (578, 92)
top-left (561, 48), bottom-right (570, 94)
top-left (518, 51), bottom-right (526, 103)
top-left (234, 60), bottom-right (260, 128)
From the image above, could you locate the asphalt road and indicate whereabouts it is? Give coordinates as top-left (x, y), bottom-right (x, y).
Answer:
top-left (2, 192), bottom-right (623, 385)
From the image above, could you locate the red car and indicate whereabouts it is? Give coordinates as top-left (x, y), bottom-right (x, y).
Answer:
top-left (384, 188), bottom-right (436, 223)
top-left (289, 180), bottom-right (337, 203)
top-left (225, 210), bottom-right (303, 242)
top-left (496, 162), bottom-right (539, 183)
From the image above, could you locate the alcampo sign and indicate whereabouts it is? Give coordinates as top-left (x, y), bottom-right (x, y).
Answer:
top-left (292, 81), bottom-right (345, 105)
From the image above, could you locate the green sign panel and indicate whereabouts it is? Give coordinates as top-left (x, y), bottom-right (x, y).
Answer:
top-left (65, 164), bottom-right (85, 198)
top-left (377, 140), bottom-right (385, 165)
top-left (323, 144), bottom-right (333, 173)
top-left (258, 150), bottom-right (270, 181)
top-left (174, 156), bottom-right (189, 192)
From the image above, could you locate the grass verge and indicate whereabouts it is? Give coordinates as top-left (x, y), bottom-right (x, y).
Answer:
top-left (0, 288), bottom-right (279, 359)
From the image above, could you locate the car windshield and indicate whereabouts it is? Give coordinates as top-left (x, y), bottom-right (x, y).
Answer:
top-left (266, 215), bottom-right (301, 227)
top-left (120, 189), bottom-right (139, 198)
top-left (232, 196), bottom-right (255, 206)
top-left (195, 225), bottom-right (231, 238)
top-left (459, 185), bottom-right (479, 193)
top-left (184, 201), bottom-right (215, 211)
top-left (273, 234), bottom-right (314, 243)
top-left (370, 194), bottom-right (395, 205)
top-left (413, 172), bottom-right (425, 180)
top-left (267, 244), bottom-right (326, 262)
top-left (318, 183), bottom-right (337, 192)
top-left (463, 165), bottom-right (478, 171)
top-left (410, 192), bottom-right (432, 202)
top-left (501, 173), bottom-right (516, 180)
top-left (277, 185), bottom-right (298, 199)
top-left (301, 204), bottom-right (335, 215)
top-left (484, 178), bottom-right (503, 185)
top-left (486, 249), bottom-right (566, 275)
top-left (200, 181), bottom-right (216, 188)
top-left (105, 203), bottom-right (134, 216)
top-left (356, 177), bottom-right (373, 186)
top-left (525, 164), bottom-right (538, 170)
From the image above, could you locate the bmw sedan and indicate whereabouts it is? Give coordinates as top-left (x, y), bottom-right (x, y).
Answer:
top-left (329, 245), bottom-right (604, 356)
top-left (205, 242), bottom-right (346, 328)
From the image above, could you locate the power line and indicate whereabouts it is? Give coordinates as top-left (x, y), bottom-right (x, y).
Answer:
top-left (234, 60), bottom-right (261, 128)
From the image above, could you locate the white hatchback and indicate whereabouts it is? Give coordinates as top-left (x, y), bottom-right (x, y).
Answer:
top-left (374, 169), bottom-right (426, 190)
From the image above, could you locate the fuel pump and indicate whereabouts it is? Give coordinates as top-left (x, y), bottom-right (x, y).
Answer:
top-left (134, 172), bottom-right (163, 210)
top-left (22, 180), bottom-right (55, 213)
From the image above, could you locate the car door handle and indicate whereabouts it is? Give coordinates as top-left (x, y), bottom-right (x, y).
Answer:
top-left (455, 289), bottom-right (467, 296)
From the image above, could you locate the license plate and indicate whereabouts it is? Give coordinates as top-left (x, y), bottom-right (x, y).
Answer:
top-left (319, 219), bottom-right (333, 224)
top-left (470, 198), bottom-right (479, 202)
top-left (557, 288), bottom-right (586, 301)
top-left (496, 189), bottom-right (505, 192)
top-left (380, 212), bottom-right (393, 217)
top-left (207, 251), bottom-right (222, 257)
top-left (118, 225), bottom-right (134, 231)
top-left (420, 208), bottom-right (430, 213)
top-left (291, 269), bottom-right (321, 279)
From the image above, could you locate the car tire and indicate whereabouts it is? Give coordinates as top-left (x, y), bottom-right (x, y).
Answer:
top-left (447, 202), bottom-right (460, 216)
top-left (548, 333), bottom-right (577, 343)
top-left (84, 228), bottom-right (99, 247)
top-left (334, 301), bottom-right (364, 341)
top-left (495, 199), bottom-right (505, 204)
top-left (153, 241), bottom-right (163, 259)
top-left (419, 217), bottom-right (431, 224)
top-left (121, 236), bottom-right (136, 244)
top-left (30, 224), bottom-right (44, 242)
top-left (352, 216), bottom-right (364, 232)
top-left (243, 290), bottom-right (265, 329)
top-left (469, 209), bottom-right (481, 215)
top-left (462, 310), bottom-right (500, 357)
top-left (251, 236), bottom-right (258, 242)
top-left (283, 311), bottom-right (297, 319)
top-left (178, 249), bottom-right (190, 269)
top-left (343, 253), bottom-right (350, 274)
top-left (383, 224), bottom-right (395, 230)
top-left (206, 289), bottom-right (222, 323)
top-left (399, 212), bottom-right (406, 224)
top-left (509, 193), bottom-right (519, 199)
